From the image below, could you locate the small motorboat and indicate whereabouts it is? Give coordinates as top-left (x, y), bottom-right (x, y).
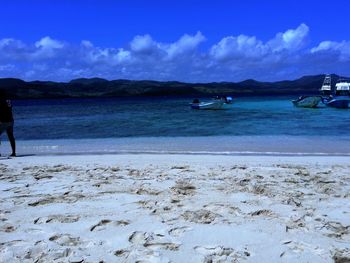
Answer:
top-left (191, 96), bottom-right (233, 110)
top-left (292, 95), bottom-right (322, 108)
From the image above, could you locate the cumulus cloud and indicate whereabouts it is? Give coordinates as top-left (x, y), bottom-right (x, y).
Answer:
top-left (311, 40), bottom-right (350, 61)
top-left (210, 23), bottom-right (309, 63)
top-left (78, 40), bottom-right (132, 66)
top-left (35, 36), bottom-right (64, 49)
top-left (267, 23), bottom-right (309, 52)
top-left (210, 35), bottom-right (266, 62)
top-left (130, 34), bottom-right (158, 54)
top-left (32, 36), bottom-right (66, 60)
top-left (129, 31), bottom-right (205, 60)
top-left (0, 24), bottom-right (349, 81)
top-left (163, 31), bottom-right (205, 59)
top-left (0, 38), bottom-right (27, 61)
top-left (0, 38), bottom-right (25, 49)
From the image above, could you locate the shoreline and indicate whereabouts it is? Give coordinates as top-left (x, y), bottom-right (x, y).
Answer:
top-left (2, 135), bottom-right (350, 157)
top-left (2, 153), bottom-right (350, 164)
top-left (3, 151), bottom-right (350, 158)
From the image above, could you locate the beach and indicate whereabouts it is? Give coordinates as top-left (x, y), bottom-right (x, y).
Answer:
top-left (2, 1), bottom-right (350, 262)
top-left (1, 153), bottom-right (349, 263)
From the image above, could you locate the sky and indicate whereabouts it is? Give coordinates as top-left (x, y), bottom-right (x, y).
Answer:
top-left (0, 0), bottom-right (350, 82)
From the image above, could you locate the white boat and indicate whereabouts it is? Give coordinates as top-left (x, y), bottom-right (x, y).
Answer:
top-left (191, 96), bottom-right (233, 110)
top-left (322, 80), bottom-right (350, 108)
top-left (292, 95), bottom-right (322, 108)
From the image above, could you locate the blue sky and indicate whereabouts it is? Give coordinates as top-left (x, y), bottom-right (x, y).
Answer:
top-left (0, 0), bottom-right (350, 82)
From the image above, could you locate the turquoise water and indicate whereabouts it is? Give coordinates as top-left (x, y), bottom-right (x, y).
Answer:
top-left (12, 96), bottom-right (350, 140)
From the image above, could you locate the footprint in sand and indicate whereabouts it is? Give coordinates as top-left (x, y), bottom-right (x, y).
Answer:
top-left (128, 231), bottom-right (152, 245)
top-left (0, 224), bottom-right (16, 232)
top-left (203, 203), bottom-right (243, 217)
top-left (33, 173), bottom-right (54, 180)
top-left (194, 245), bottom-right (250, 262)
top-left (114, 249), bottom-right (130, 257)
top-left (168, 226), bottom-right (192, 237)
top-left (134, 187), bottom-right (162, 196)
top-left (90, 219), bottom-right (130, 231)
top-left (182, 209), bottom-right (220, 224)
top-left (113, 232), bottom-right (178, 262)
top-left (49, 234), bottom-right (81, 246)
top-left (249, 209), bottom-right (274, 217)
top-left (34, 214), bottom-right (80, 224)
top-left (171, 181), bottom-right (196, 196)
top-left (28, 193), bottom-right (86, 207)
top-left (128, 231), bottom-right (180, 250)
top-left (281, 240), bottom-right (327, 259)
top-left (333, 248), bottom-right (350, 263)
top-left (171, 165), bottom-right (190, 170)
top-left (321, 221), bottom-right (350, 239)
top-left (22, 241), bottom-right (51, 261)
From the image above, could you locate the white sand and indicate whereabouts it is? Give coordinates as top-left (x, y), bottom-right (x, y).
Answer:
top-left (1, 154), bottom-right (350, 263)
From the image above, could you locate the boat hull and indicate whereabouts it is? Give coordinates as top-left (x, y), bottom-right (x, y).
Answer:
top-left (323, 96), bottom-right (350, 109)
top-left (191, 101), bottom-right (232, 110)
top-left (292, 96), bottom-right (322, 108)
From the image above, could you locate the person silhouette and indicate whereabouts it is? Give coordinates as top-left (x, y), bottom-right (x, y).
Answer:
top-left (0, 90), bottom-right (16, 157)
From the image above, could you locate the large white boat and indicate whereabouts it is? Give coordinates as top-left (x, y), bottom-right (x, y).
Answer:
top-left (322, 80), bottom-right (350, 108)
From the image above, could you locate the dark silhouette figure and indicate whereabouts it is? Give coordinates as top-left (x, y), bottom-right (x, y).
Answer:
top-left (0, 90), bottom-right (16, 157)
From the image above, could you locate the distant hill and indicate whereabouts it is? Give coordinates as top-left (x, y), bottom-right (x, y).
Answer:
top-left (0, 74), bottom-right (345, 99)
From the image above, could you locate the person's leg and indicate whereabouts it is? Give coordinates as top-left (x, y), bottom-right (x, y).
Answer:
top-left (0, 124), bottom-right (5, 156)
top-left (6, 124), bottom-right (16, 156)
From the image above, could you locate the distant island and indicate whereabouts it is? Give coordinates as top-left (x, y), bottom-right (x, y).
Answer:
top-left (0, 74), bottom-right (345, 99)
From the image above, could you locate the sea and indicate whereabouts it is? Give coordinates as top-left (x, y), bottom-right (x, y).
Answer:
top-left (2, 96), bottom-right (350, 155)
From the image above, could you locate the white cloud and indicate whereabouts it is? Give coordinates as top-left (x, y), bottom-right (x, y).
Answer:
top-left (0, 24), bottom-right (349, 82)
top-left (268, 23), bottom-right (309, 52)
top-left (311, 40), bottom-right (350, 61)
top-left (0, 38), bottom-right (26, 49)
top-left (210, 24), bottom-right (309, 64)
top-left (130, 34), bottom-right (158, 54)
top-left (113, 48), bottom-right (132, 64)
top-left (35, 36), bottom-right (64, 49)
top-left (0, 38), bottom-right (27, 61)
top-left (32, 36), bottom-right (66, 60)
top-left (163, 31), bottom-right (205, 59)
top-left (210, 35), bottom-right (266, 62)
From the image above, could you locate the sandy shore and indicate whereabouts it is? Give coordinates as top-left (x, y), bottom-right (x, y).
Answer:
top-left (1, 154), bottom-right (350, 262)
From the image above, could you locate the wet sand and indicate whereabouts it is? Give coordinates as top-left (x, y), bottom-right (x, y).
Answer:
top-left (4, 135), bottom-right (350, 156)
top-left (1, 154), bottom-right (350, 262)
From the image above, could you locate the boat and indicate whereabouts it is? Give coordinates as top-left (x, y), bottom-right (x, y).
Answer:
top-left (191, 96), bottom-right (233, 110)
top-left (322, 96), bottom-right (350, 108)
top-left (322, 80), bottom-right (350, 109)
top-left (320, 74), bottom-right (332, 96)
top-left (292, 95), bottom-right (322, 108)
top-left (291, 75), bottom-right (331, 108)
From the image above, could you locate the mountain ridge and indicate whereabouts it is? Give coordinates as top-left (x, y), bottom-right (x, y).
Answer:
top-left (0, 74), bottom-right (345, 99)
